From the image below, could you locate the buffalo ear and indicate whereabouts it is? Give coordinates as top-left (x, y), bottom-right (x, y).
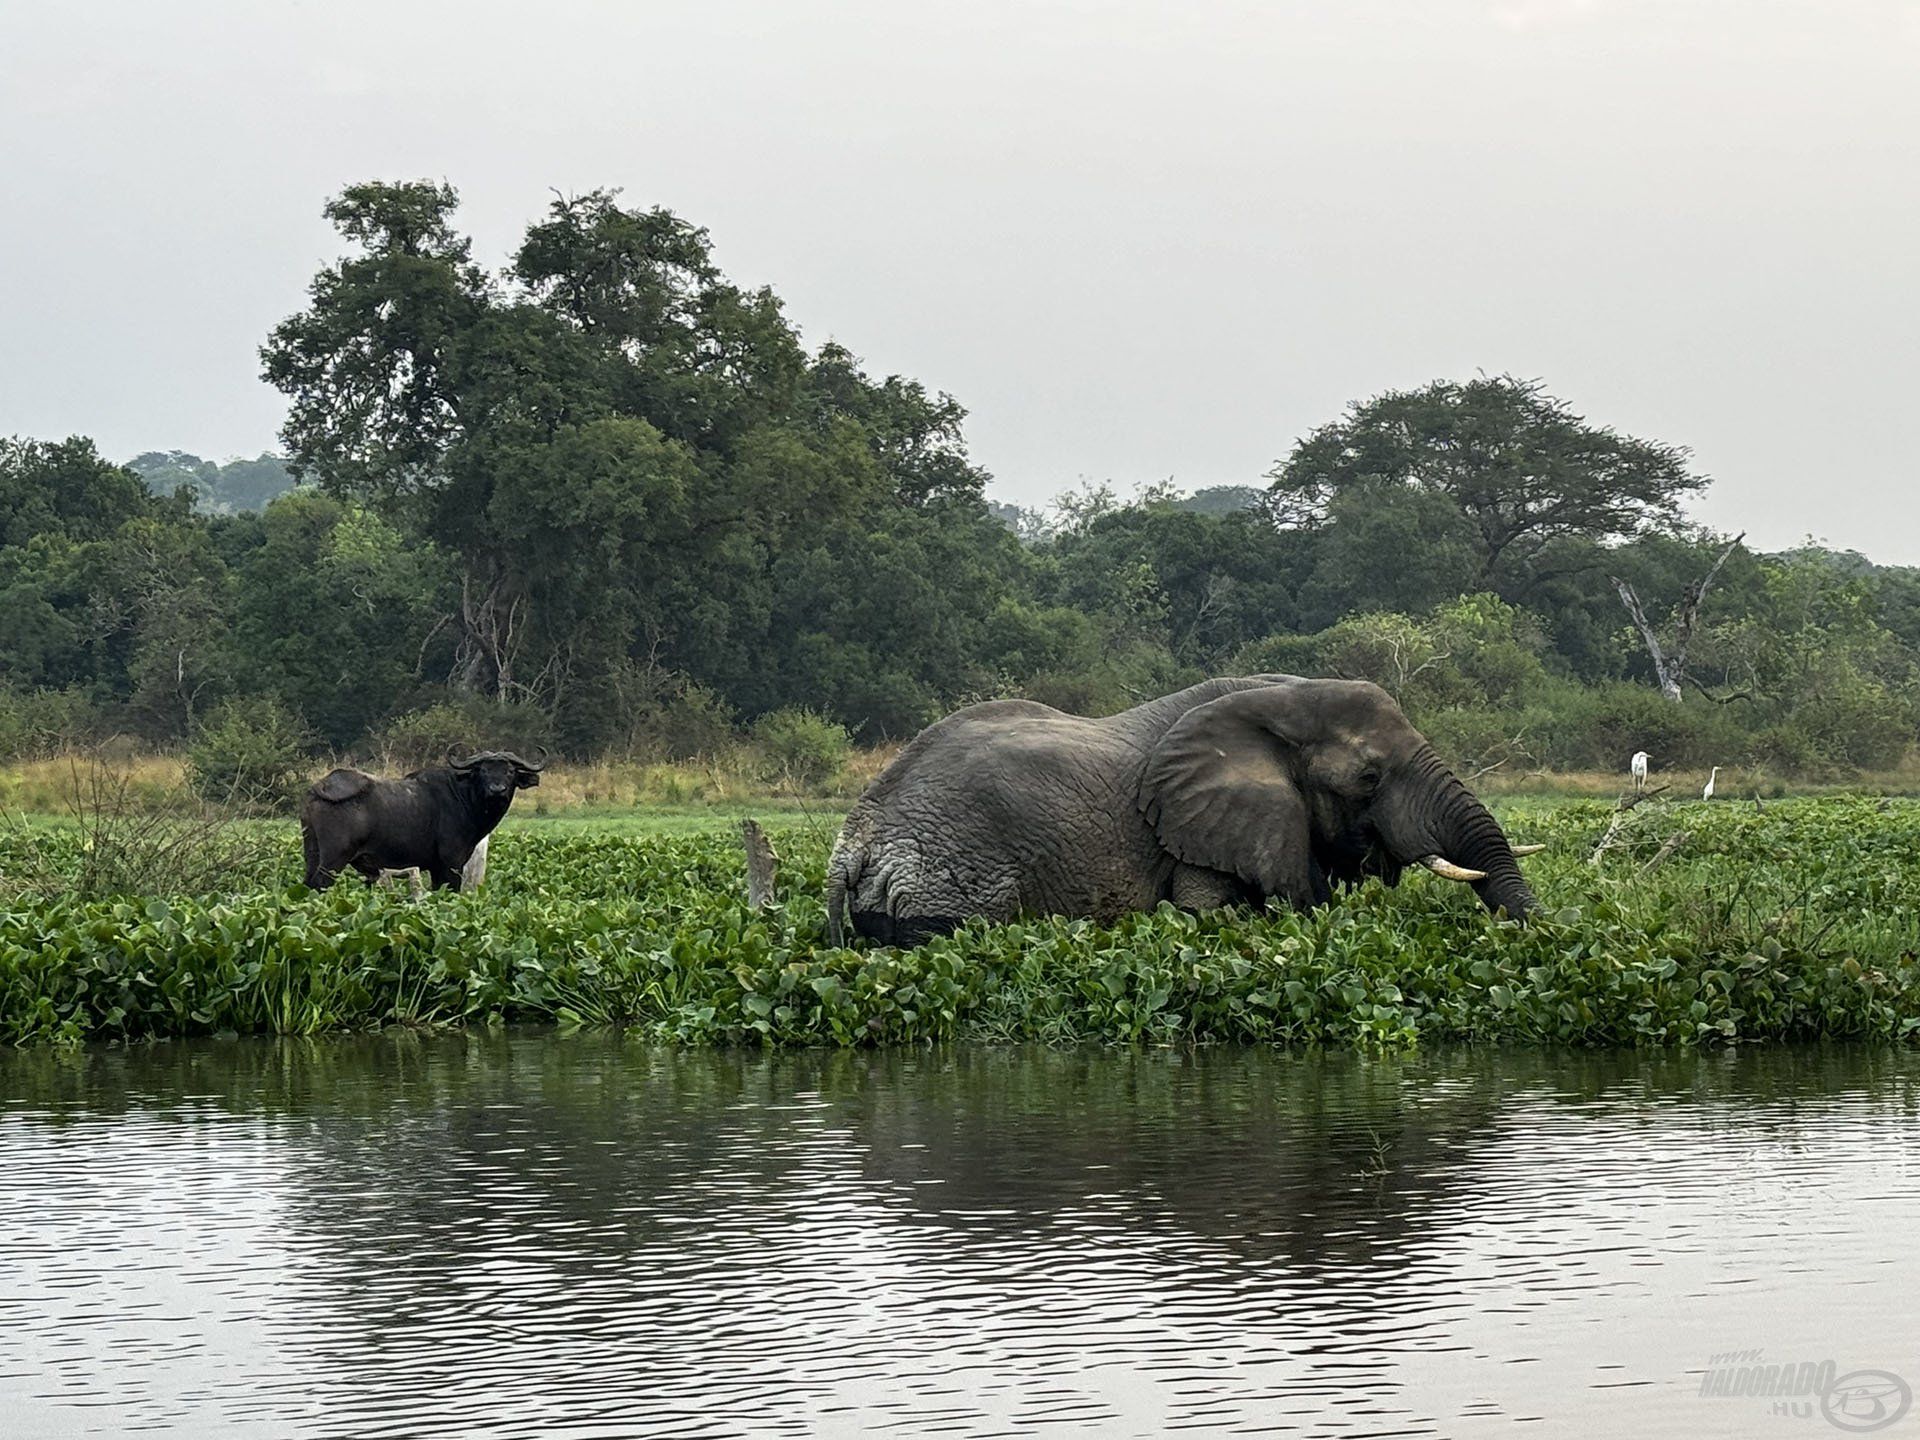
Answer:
top-left (514, 768), bottom-right (540, 789)
top-left (1137, 685), bottom-right (1316, 897)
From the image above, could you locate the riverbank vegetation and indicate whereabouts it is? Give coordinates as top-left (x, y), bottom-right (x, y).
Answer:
top-left (3, 798), bottom-right (1915, 1049)
top-left (6, 182), bottom-right (1920, 795)
top-left (7, 182), bottom-right (1918, 1051)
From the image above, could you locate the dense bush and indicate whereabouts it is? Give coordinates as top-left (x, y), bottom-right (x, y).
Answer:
top-left (185, 698), bottom-right (311, 811)
top-left (1524, 680), bottom-right (1748, 771)
top-left (0, 686), bottom-right (98, 761)
top-left (371, 699), bottom-right (554, 771)
top-left (1272, 597), bottom-right (1552, 714)
top-left (3, 799), bottom-right (1918, 1049)
top-left (610, 674), bottom-right (739, 762)
top-left (750, 707), bottom-right (852, 789)
top-left (1757, 665), bottom-right (1916, 775)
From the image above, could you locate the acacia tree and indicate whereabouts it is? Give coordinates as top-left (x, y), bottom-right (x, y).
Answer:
top-left (1267, 376), bottom-right (1708, 597)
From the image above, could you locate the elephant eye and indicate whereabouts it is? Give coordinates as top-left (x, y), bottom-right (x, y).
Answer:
top-left (1355, 763), bottom-right (1383, 792)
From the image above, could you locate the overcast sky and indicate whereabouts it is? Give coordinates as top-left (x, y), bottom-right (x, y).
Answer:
top-left (3, 1), bottom-right (1916, 557)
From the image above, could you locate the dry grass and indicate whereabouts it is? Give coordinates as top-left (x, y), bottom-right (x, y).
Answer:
top-left (1, 746), bottom-right (903, 818)
top-left (510, 747), bottom-right (897, 816)
top-left (8, 743), bottom-right (1913, 820)
top-left (0, 753), bottom-right (194, 815)
top-left (1473, 758), bottom-right (1920, 800)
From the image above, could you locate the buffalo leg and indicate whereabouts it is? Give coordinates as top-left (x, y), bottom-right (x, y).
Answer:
top-left (306, 847), bottom-right (356, 890)
top-left (302, 830), bottom-right (335, 889)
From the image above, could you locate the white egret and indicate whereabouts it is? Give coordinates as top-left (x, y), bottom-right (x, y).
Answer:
top-left (1630, 751), bottom-right (1650, 793)
top-left (1702, 766), bottom-right (1719, 801)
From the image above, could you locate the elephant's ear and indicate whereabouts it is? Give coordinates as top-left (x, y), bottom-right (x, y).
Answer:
top-left (1137, 686), bottom-right (1314, 895)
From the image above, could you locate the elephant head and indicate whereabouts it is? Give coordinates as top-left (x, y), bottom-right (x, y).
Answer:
top-left (1137, 679), bottom-right (1535, 918)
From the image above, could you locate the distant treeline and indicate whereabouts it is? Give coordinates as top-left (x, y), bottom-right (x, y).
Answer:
top-left (127, 452), bottom-right (299, 515)
top-left (3, 181), bottom-right (1918, 782)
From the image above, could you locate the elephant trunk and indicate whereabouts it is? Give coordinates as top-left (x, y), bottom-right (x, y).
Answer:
top-left (1395, 748), bottom-right (1537, 919)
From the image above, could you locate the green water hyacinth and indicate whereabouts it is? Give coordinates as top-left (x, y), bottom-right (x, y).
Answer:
top-left (2, 798), bottom-right (1918, 1048)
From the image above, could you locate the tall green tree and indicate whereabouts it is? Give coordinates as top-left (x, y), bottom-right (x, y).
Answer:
top-left (261, 181), bottom-right (1014, 744)
top-left (221, 493), bottom-right (453, 747)
top-left (0, 437), bottom-right (159, 549)
top-left (1038, 500), bottom-right (1305, 666)
top-left (1268, 376), bottom-right (1706, 597)
top-left (263, 182), bottom-right (492, 510)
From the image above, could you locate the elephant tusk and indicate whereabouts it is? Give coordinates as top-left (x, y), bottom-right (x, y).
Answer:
top-left (1418, 855), bottom-right (1488, 882)
top-left (1510, 844), bottom-right (1546, 857)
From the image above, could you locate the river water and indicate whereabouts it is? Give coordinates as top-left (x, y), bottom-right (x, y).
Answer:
top-left (3, 1036), bottom-right (1917, 1438)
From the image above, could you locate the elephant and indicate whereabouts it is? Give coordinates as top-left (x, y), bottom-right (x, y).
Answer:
top-left (825, 675), bottom-right (1537, 945)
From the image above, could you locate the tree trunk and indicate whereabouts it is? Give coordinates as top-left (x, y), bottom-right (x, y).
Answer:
top-left (1611, 532), bottom-right (1743, 704)
top-left (454, 565), bottom-right (525, 699)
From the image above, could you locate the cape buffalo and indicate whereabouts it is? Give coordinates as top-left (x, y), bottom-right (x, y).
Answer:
top-left (301, 750), bottom-right (544, 891)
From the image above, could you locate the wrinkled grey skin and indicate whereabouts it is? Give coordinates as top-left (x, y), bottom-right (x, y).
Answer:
top-left (827, 676), bottom-right (1534, 945)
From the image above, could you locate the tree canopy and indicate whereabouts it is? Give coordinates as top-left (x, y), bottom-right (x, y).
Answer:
top-left (257, 181), bottom-right (1013, 745)
top-left (1267, 375), bottom-right (1709, 597)
top-left (3, 183), bottom-right (1915, 781)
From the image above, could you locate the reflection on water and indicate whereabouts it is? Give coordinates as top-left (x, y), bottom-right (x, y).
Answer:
top-left (4, 1036), bottom-right (1919, 1438)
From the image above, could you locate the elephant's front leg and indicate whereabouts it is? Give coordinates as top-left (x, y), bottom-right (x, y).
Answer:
top-left (1169, 863), bottom-right (1251, 911)
top-left (1168, 857), bottom-right (1324, 913)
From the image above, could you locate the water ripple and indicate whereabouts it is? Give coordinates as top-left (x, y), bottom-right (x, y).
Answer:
top-left (3, 1040), bottom-right (1919, 1437)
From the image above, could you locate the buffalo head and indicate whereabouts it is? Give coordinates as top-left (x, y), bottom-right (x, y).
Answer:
top-left (448, 748), bottom-right (547, 800)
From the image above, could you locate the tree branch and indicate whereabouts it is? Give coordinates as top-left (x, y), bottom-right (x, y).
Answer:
top-left (1683, 674), bottom-right (1756, 705)
top-left (1668, 531), bottom-right (1744, 681)
top-left (1611, 532), bottom-right (1744, 705)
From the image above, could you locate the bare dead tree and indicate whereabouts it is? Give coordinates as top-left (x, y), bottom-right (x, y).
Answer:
top-left (1389, 641), bottom-right (1452, 699)
top-left (1333, 631), bottom-right (1452, 704)
top-left (1637, 830), bottom-right (1690, 876)
top-left (1611, 532), bottom-right (1744, 702)
top-left (1589, 783), bottom-right (1671, 867)
top-left (454, 569), bottom-right (529, 699)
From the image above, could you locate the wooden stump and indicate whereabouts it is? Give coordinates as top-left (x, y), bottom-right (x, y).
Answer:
top-left (742, 818), bottom-right (779, 911)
